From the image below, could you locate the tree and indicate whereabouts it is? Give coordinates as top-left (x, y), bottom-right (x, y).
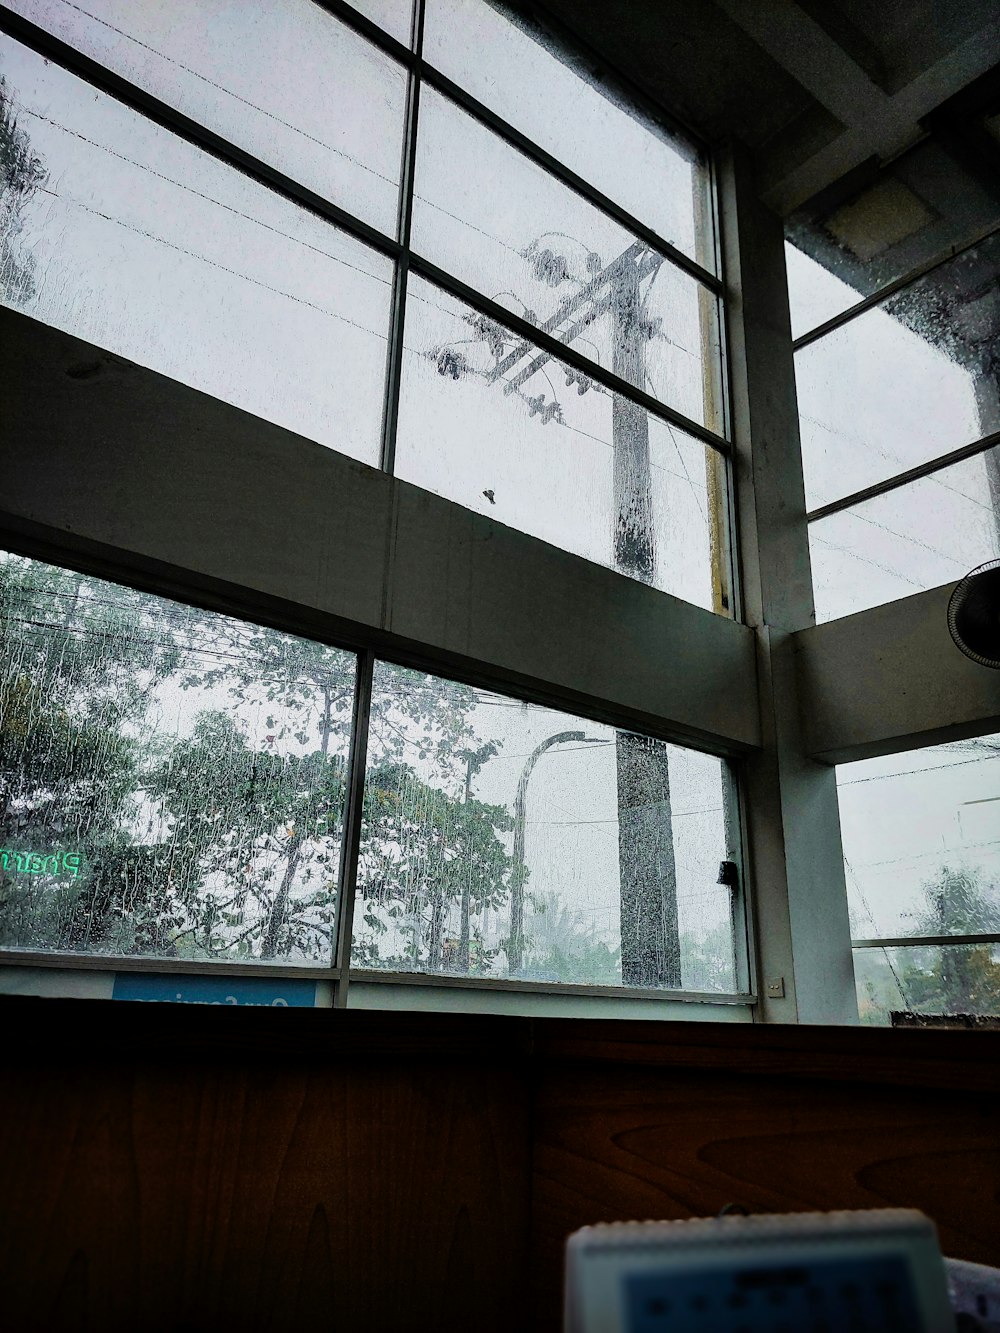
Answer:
top-left (896, 865), bottom-right (1000, 1018)
top-left (0, 74), bottom-right (46, 304)
top-left (0, 553), bottom-right (515, 968)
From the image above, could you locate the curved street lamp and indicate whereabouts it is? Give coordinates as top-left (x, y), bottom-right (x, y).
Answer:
top-left (507, 729), bottom-right (607, 973)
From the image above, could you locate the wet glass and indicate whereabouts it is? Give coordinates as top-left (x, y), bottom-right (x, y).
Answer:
top-left (809, 446), bottom-right (1000, 621)
top-left (785, 138), bottom-right (1000, 339)
top-left (854, 944), bottom-right (1000, 1026)
top-left (412, 88), bottom-right (723, 429)
top-left (6, 0), bottom-right (407, 234)
top-left (352, 661), bottom-right (739, 992)
top-left (795, 232), bottom-right (1000, 511)
top-left (394, 276), bottom-right (730, 611)
top-left (838, 735), bottom-right (1000, 944)
top-left (348, 0), bottom-right (414, 45)
top-left (0, 37), bottom-right (393, 464)
top-left (423, 0), bottom-right (713, 270)
top-left (0, 552), bottom-right (357, 965)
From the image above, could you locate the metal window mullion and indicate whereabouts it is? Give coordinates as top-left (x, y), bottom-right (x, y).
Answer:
top-left (378, 0), bottom-right (425, 475)
top-left (792, 216), bottom-right (1000, 352)
top-left (852, 932), bottom-right (1000, 950)
top-left (415, 61), bottom-right (720, 294)
top-left (409, 252), bottom-right (731, 454)
top-left (0, 4), bottom-right (402, 264)
top-left (331, 649), bottom-right (376, 1008)
top-left (806, 427), bottom-right (1000, 523)
top-left (314, 3), bottom-right (720, 292)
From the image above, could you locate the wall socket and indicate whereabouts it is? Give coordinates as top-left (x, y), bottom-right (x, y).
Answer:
top-left (765, 977), bottom-right (786, 999)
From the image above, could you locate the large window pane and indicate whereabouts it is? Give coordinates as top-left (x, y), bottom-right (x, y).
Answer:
top-left (395, 276), bottom-right (730, 610)
top-left (348, 0), bottom-right (414, 45)
top-left (809, 446), bottom-right (1000, 621)
top-left (0, 553), bottom-right (357, 965)
top-left (0, 37), bottom-right (392, 464)
top-left (412, 88), bottom-right (722, 428)
top-left (854, 944), bottom-right (1000, 1026)
top-left (839, 736), bottom-right (1000, 943)
top-left (796, 233), bottom-right (1000, 511)
top-left (424, 0), bottom-right (712, 270)
top-left (352, 662), bottom-right (739, 992)
top-left (7, 0), bottom-right (407, 234)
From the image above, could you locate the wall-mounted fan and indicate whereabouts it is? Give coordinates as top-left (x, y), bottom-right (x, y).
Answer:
top-left (948, 559), bottom-right (1000, 668)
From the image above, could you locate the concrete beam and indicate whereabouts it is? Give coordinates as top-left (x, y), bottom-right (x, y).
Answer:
top-left (0, 305), bottom-right (760, 754)
top-left (797, 583), bottom-right (1000, 764)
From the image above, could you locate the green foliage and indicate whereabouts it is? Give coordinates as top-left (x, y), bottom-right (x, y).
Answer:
top-left (0, 74), bottom-right (47, 303)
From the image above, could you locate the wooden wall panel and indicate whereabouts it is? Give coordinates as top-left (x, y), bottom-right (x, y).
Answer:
top-left (531, 1065), bottom-right (1000, 1331)
top-left (0, 1036), bottom-right (531, 1332)
top-left (1, 998), bottom-right (998, 1333)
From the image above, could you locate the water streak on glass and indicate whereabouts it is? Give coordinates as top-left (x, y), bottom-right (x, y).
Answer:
top-left (412, 88), bottom-right (722, 429)
top-left (838, 733), bottom-right (1000, 951)
top-left (395, 276), bottom-right (729, 610)
top-left (353, 661), bottom-right (738, 992)
top-left (796, 232), bottom-right (1000, 511)
top-left (5, 0), bottom-right (407, 234)
top-left (0, 37), bottom-right (393, 464)
top-left (423, 0), bottom-right (713, 270)
top-left (809, 446), bottom-right (1000, 621)
top-left (0, 553), bottom-right (358, 965)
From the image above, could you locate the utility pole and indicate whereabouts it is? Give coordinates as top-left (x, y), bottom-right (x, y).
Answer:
top-left (445, 239), bottom-right (683, 987)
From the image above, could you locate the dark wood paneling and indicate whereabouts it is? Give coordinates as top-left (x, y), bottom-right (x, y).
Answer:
top-left (0, 1006), bottom-right (531, 1332)
top-left (1, 996), bottom-right (998, 1332)
top-left (531, 1064), bottom-right (1000, 1330)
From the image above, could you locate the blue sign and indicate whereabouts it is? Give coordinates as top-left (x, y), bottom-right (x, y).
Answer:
top-left (112, 972), bottom-right (317, 1007)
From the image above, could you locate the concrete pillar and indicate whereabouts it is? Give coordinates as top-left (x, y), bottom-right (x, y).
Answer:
top-left (719, 143), bottom-right (858, 1024)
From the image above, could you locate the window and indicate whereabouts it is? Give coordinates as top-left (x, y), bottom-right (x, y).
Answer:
top-left (0, 551), bottom-right (746, 1002)
top-left (788, 228), bottom-right (1000, 623)
top-left (0, 2), bottom-right (743, 1011)
top-left (838, 734), bottom-right (1000, 1025)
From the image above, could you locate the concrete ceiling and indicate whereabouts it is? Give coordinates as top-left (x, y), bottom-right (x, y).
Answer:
top-left (535, 0), bottom-right (1000, 217)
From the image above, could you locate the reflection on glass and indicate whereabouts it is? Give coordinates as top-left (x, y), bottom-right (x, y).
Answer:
top-left (423, 0), bottom-right (712, 269)
top-left (413, 89), bottom-right (722, 427)
top-left (395, 277), bottom-right (729, 611)
top-left (0, 37), bottom-right (392, 464)
top-left (854, 944), bottom-right (1000, 1026)
top-left (0, 553), bottom-right (357, 964)
top-left (6, 0), bottom-right (407, 234)
top-left (796, 232), bottom-right (1000, 510)
top-left (353, 661), bottom-right (738, 991)
top-left (838, 734), bottom-right (1000, 944)
top-left (809, 446), bottom-right (1000, 621)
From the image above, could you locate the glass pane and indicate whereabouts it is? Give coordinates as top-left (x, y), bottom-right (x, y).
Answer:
top-left (352, 661), bottom-right (739, 992)
top-left (6, 0), bottom-right (407, 234)
top-left (785, 138), bottom-right (1000, 339)
top-left (348, 0), bottom-right (413, 44)
top-left (854, 944), bottom-right (1000, 1026)
top-left (396, 277), bottom-right (730, 611)
top-left (839, 735), bottom-right (1000, 943)
top-left (809, 446), bottom-right (1000, 621)
top-left (412, 89), bottom-right (721, 428)
top-left (0, 552), bottom-right (357, 965)
top-left (424, 0), bottom-right (713, 270)
top-left (0, 37), bottom-right (392, 464)
top-left (796, 232), bottom-right (1000, 511)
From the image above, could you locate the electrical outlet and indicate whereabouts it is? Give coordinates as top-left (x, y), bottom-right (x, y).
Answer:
top-left (766, 977), bottom-right (785, 999)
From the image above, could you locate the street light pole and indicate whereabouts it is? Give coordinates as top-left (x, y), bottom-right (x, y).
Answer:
top-left (507, 730), bottom-right (602, 973)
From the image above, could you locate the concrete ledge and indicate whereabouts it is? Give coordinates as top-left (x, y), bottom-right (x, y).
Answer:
top-left (1, 306), bottom-right (760, 752)
top-left (795, 583), bottom-right (1000, 763)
